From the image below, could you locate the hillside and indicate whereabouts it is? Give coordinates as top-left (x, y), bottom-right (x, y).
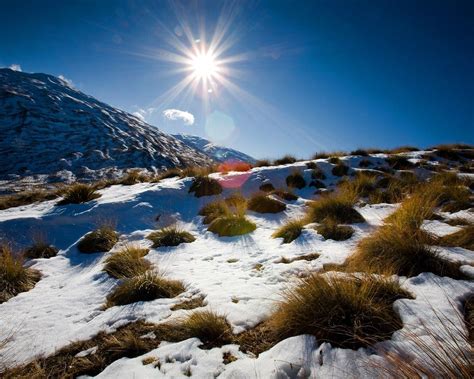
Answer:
top-left (0, 147), bottom-right (473, 378)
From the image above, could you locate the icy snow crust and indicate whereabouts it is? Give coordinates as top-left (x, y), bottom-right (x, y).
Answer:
top-left (0, 154), bottom-right (473, 378)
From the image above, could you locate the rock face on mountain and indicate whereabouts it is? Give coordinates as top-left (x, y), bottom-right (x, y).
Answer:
top-left (0, 68), bottom-right (212, 182)
top-left (173, 133), bottom-right (255, 163)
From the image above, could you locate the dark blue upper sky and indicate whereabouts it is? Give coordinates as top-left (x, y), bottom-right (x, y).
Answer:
top-left (1, 0), bottom-right (473, 158)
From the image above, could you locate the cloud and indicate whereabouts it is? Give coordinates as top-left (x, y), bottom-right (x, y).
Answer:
top-left (58, 74), bottom-right (74, 87)
top-left (9, 64), bottom-right (22, 72)
top-left (162, 109), bottom-right (195, 125)
top-left (132, 107), bottom-right (157, 122)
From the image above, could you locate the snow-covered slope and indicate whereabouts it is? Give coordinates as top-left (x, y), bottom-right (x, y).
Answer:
top-left (173, 133), bottom-right (255, 163)
top-left (0, 69), bottom-right (212, 181)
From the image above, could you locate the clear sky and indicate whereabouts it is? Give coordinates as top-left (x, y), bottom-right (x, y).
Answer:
top-left (1, 0), bottom-right (473, 159)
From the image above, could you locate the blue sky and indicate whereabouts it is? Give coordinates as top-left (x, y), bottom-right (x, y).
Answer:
top-left (1, 0), bottom-right (473, 159)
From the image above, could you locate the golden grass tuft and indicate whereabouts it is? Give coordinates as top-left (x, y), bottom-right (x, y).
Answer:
top-left (199, 200), bottom-right (229, 224)
top-left (271, 274), bottom-right (410, 349)
top-left (103, 245), bottom-right (151, 279)
top-left (272, 219), bottom-right (305, 243)
top-left (77, 226), bottom-right (119, 253)
top-left (272, 189), bottom-right (298, 201)
top-left (438, 225), bottom-right (474, 251)
top-left (0, 189), bottom-right (60, 210)
top-left (24, 241), bottom-right (58, 259)
top-left (339, 172), bottom-right (378, 199)
top-left (274, 155), bottom-right (297, 165)
top-left (0, 245), bottom-right (41, 303)
top-left (119, 170), bottom-right (150, 185)
top-left (247, 193), bottom-right (286, 213)
top-left (188, 176), bottom-right (222, 197)
top-left (147, 226), bottom-right (195, 248)
top-left (178, 310), bottom-right (232, 347)
top-left (316, 218), bottom-right (354, 241)
top-left (207, 215), bottom-right (256, 237)
top-left (57, 183), bottom-right (101, 205)
top-left (285, 171), bottom-right (306, 189)
top-left (331, 161), bottom-right (349, 176)
top-left (306, 191), bottom-right (364, 224)
top-left (106, 271), bottom-right (185, 307)
top-left (386, 155), bottom-right (415, 170)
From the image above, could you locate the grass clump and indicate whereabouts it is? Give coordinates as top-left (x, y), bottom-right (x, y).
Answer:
top-left (271, 274), bottom-right (410, 349)
top-left (311, 167), bottom-right (326, 180)
top-left (386, 155), bottom-right (415, 170)
top-left (77, 226), bottom-right (119, 253)
top-left (188, 176), bottom-right (222, 197)
top-left (0, 245), bottom-right (41, 303)
top-left (178, 310), bottom-right (232, 347)
top-left (0, 189), bottom-right (59, 210)
top-left (147, 226), bottom-right (195, 248)
top-left (339, 172), bottom-right (377, 199)
top-left (57, 183), bottom-right (101, 205)
top-left (438, 226), bottom-right (474, 251)
top-left (259, 182), bottom-right (275, 192)
top-left (351, 149), bottom-right (369, 156)
top-left (208, 215), bottom-right (256, 237)
top-left (106, 271), bottom-right (185, 307)
top-left (248, 193), bottom-right (286, 213)
top-left (103, 245), bottom-right (151, 279)
top-left (306, 192), bottom-right (364, 224)
top-left (199, 200), bottom-right (229, 224)
top-left (254, 159), bottom-right (271, 167)
top-left (120, 170), bottom-right (149, 185)
top-left (274, 155), bottom-right (297, 165)
top-left (272, 219), bottom-right (305, 243)
top-left (316, 219), bottom-right (354, 241)
top-left (332, 161), bottom-right (349, 176)
top-left (286, 171), bottom-right (306, 189)
top-left (24, 241), bottom-right (58, 259)
top-left (273, 189), bottom-right (298, 201)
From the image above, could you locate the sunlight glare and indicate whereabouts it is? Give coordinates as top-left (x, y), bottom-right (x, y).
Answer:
top-left (191, 52), bottom-right (217, 80)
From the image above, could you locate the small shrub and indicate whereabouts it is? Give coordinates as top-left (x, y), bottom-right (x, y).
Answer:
top-left (339, 172), bottom-right (377, 199)
top-left (103, 245), bottom-right (151, 279)
top-left (328, 156), bottom-right (341, 164)
top-left (351, 149), bottom-right (369, 156)
top-left (224, 193), bottom-right (247, 214)
top-left (316, 219), bottom-right (354, 241)
top-left (248, 193), bottom-right (286, 213)
top-left (0, 189), bottom-right (59, 210)
top-left (24, 241), bottom-right (58, 259)
top-left (272, 219), bottom-right (304, 243)
top-left (271, 274), bottom-right (409, 349)
top-left (259, 183), bottom-right (275, 192)
top-left (199, 200), bottom-right (229, 224)
top-left (438, 226), bottom-right (474, 251)
top-left (120, 170), bottom-right (149, 185)
top-left (274, 155), bottom-right (297, 165)
top-left (311, 167), bottom-right (326, 180)
top-left (386, 155), bottom-right (414, 170)
top-left (359, 159), bottom-right (372, 167)
top-left (286, 171), bottom-right (306, 189)
top-left (57, 183), bottom-right (101, 205)
top-left (208, 215), bottom-right (256, 237)
top-left (305, 161), bottom-right (317, 169)
top-left (218, 161), bottom-right (252, 173)
top-left (178, 310), bottom-right (232, 347)
top-left (78, 226), bottom-right (118, 253)
top-left (272, 189), bottom-right (298, 201)
top-left (306, 192), bottom-right (364, 224)
top-left (106, 271), bottom-right (185, 307)
top-left (309, 179), bottom-right (326, 188)
top-left (147, 227), bottom-right (195, 248)
top-left (188, 176), bottom-right (222, 197)
top-left (332, 162), bottom-right (349, 176)
top-left (0, 245), bottom-right (41, 303)
top-left (254, 159), bottom-right (271, 167)
top-left (389, 146), bottom-right (419, 154)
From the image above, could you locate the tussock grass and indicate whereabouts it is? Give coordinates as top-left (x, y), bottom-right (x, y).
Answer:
top-left (178, 310), bottom-right (232, 347)
top-left (312, 151), bottom-right (346, 160)
top-left (272, 189), bottom-right (298, 201)
top-left (188, 176), bottom-right (222, 197)
top-left (274, 155), bottom-right (297, 165)
top-left (305, 161), bottom-right (318, 169)
top-left (316, 219), bottom-right (354, 241)
top-left (445, 217), bottom-right (472, 226)
top-left (277, 252), bottom-right (320, 264)
top-left (0, 245), bottom-right (41, 303)
top-left (332, 161), bottom-right (349, 176)
top-left (224, 192), bottom-right (247, 213)
top-left (106, 271), bottom-right (185, 307)
top-left (271, 274), bottom-right (410, 349)
top-left (272, 219), bottom-right (305, 243)
top-left (208, 215), bottom-right (256, 237)
top-left (77, 226), bottom-right (119, 253)
top-left (306, 191), bottom-right (364, 224)
top-left (248, 193), bottom-right (286, 213)
top-left (311, 167), bottom-right (326, 180)
top-left (438, 226), bottom-right (474, 251)
top-left (359, 159), bottom-right (372, 167)
top-left (259, 182), bottom-right (275, 192)
top-left (339, 172), bottom-right (377, 199)
top-left (309, 179), bottom-right (326, 188)
top-left (217, 161), bottom-right (252, 173)
top-left (24, 241), bottom-right (58, 259)
top-left (199, 200), bottom-right (229, 224)
top-left (147, 226), bottom-right (195, 248)
top-left (103, 245), bottom-right (151, 279)
top-left (388, 146), bottom-right (419, 154)
top-left (254, 159), bottom-right (271, 167)
top-left (286, 171), bottom-right (306, 189)
top-left (351, 149), bottom-right (369, 156)
top-left (171, 295), bottom-right (206, 311)
top-left (386, 155), bottom-right (415, 170)
top-left (57, 183), bottom-right (101, 205)
top-left (119, 170), bottom-right (149, 185)
top-left (0, 189), bottom-right (60, 210)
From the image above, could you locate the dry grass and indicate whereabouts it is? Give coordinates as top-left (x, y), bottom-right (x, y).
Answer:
top-left (286, 171), bottom-right (306, 189)
top-left (119, 170), bottom-right (150, 185)
top-left (177, 310), bottom-right (232, 347)
top-left (305, 191), bottom-right (364, 224)
top-left (311, 167), bottom-right (326, 180)
top-left (188, 176), bottom-right (222, 197)
top-left (247, 193), bottom-right (286, 213)
top-left (277, 252), bottom-right (320, 264)
top-left (270, 274), bottom-right (410, 349)
top-left (339, 172), bottom-right (378, 199)
top-left (351, 149), bottom-right (370, 156)
top-left (274, 155), bottom-right (297, 165)
top-left (254, 159), bottom-right (271, 167)
top-left (0, 189), bottom-right (60, 210)
top-left (0, 245), bottom-right (41, 304)
top-left (106, 271), bottom-right (185, 307)
top-left (199, 200), bottom-right (229, 224)
top-left (147, 226), bottom-right (195, 248)
top-left (77, 226), bottom-right (119, 253)
top-left (438, 226), bottom-right (474, 251)
top-left (259, 182), bottom-right (275, 192)
top-left (217, 161), bottom-right (252, 173)
top-left (386, 155), bottom-right (415, 170)
top-left (445, 217), bottom-right (472, 226)
top-left (57, 183), bottom-right (101, 205)
top-left (332, 161), bottom-right (349, 176)
top-left (24, 241), bottom-right (58, 259)
top-left (207, 215), bottom-right (256, 237)
top-left (272, 219), bottom-right (305, 243)
top-left (272, 189), bottom-right (298, 201)
top-left (316, 219), bottom-right (354, 241)
top-left (103, 245), bottom-right (151, 279)
top-left (171, 295), bottom-right (206, 311)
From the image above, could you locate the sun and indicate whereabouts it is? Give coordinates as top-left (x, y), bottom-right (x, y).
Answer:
top-left (191, 51), bottom-right (218, 80)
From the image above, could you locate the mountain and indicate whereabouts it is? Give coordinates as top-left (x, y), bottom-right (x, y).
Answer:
top-left (0, 68), bottom-right (212, 182)
top-left (172, 133), bottom-right (255, 163)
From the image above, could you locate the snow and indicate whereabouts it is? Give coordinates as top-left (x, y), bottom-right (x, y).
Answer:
top-left (0, 156), bottom-right (473, 377)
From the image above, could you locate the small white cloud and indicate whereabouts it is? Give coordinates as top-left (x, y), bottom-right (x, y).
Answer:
top-left (133, 111), bottom-right (146, 121)
top-left (132, 107), bottom-right (157, 122)
top-left (58, 75), bottom-right (74, 87)
top-left (163, 109), bottom-right (195, 125)
top-left (9, 64), bottom-right (22, 72)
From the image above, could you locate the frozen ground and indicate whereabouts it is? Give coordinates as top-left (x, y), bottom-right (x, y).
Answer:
top-left (0, 152), bottom-right (473, 378)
